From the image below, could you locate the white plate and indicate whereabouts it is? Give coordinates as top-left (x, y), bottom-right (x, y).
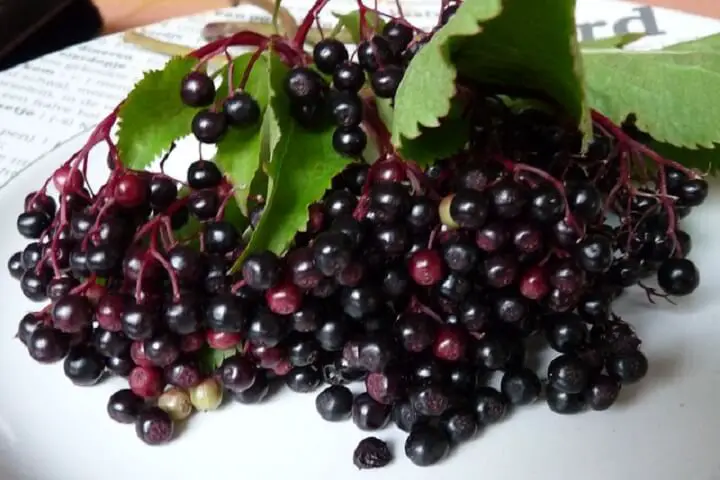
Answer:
top-left (1, 133), bottom-right (719, 480)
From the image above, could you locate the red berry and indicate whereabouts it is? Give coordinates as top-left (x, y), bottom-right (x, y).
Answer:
top-left (206, 330), bottom-right (242, 350)
top-left (520, 266), bottom-right (550, 300)
top-left (272, 359), bottom-right (293, 376)
top-left (96, 293), bottom-right (125, 332)
top-left (373, 160), bottom-right (406, 183)
top-left (408, 249), bottom-right (444, 286)
top-left (433, 325), bottom-right (467, 362)
top-left (85, 283), bottom-right (107, 306)
top-left (249, 344), bottom-right (285, 369)
top-left (307, 203), bottom-right (326, 232)
top-left (53, 165), bottom-right (84, 193)
top-left (129, 366), bottom-right (164, 398)
top-left (265, 282), bottom-right (303, 315)
top-left (180, 332), bottom-right (205, 352)
top-left (130, 341), bottom-right (154, 367)
top-left (114, 173), bottom-right (149, 208)
top-left (365, 371), bottom-right (403, 405)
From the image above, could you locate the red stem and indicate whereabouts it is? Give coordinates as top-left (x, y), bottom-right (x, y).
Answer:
top-left (294, 0), bottom-right (332, 47)
top-left (239, 43), bottom-right (270, 90)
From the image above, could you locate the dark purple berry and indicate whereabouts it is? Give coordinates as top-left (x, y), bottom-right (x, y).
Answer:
top-left (352, 392), bottom-right (391, 430)
top-left (315, 385), bottom-right (353, 421)
top-left (107, 389), bottom-right (144, 424)
top-left (353, 437), bottom-right (393, 469)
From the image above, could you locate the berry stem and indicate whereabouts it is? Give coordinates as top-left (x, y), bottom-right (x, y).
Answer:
top-left (293, 0), bottom-right (332, 47)
top-left (149, 246), bottom-right (181, 302)
top-left (590, 110), bottom-right (698, 178)
top-left (238, 43), bottom-right (270, 91)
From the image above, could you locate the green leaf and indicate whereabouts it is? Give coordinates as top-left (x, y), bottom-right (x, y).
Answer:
top-left (398, 99), bottom-right (470, 168)
top-left (117, 57), bottom-right (199, 170)
top-left (222, 195), bottom-right (248, 232)
top-left (453, 0), bottom-right (588, 132)
top-left (230, 55), bottom-right (351, 273)
top-left (652, 141), bottom-right (720, 175)
top-left (272, 0), bottom-right (282, 34)
top-left (580, 32), bottom-right (646, 49)
top-left (198, 346), bottom-right (239, 375)
top-left (215, 53), bottom-right (270, 214)
top-left (664, 33), bottom-right (720, 52)
top-left (583, 47), bottom-right (720, 148)
top-left (392, 1), bottom-right (502, 146)
top-left (330, 10), bottom-right (386, 44)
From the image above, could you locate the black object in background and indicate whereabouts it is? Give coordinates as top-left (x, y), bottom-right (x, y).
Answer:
top-left (0, 0), bottom-right (103, 71)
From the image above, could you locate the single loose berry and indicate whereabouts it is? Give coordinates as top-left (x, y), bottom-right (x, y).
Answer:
top-left (657, 258), bottom-right (699, 296)
top-left (315, 385), bottom-right (353, 421)
top-left (107, 389), bottom-right (144, 424)
top-left (404, 426), bottom-right (450, 467)
top-left (135, 407), bottom-right (174, 445)
top-left (353, 437), bottom-right (393, 469)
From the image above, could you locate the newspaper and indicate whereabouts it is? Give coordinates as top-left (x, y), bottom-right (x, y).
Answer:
top-left (0, 0), bottom-right (717, 188)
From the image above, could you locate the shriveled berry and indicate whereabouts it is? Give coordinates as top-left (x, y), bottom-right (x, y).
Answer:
top-left (353, 437), bottom-right (393, 469)
top-left (135, 407), bottom-right (174, 445)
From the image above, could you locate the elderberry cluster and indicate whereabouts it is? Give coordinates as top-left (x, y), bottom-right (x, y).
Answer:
top-left (282, 19), bottom-right (418, 158)
top-left (181, 70), bottom-right (262, 144)
top-left (6, 0), bottom-right (708, 468)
